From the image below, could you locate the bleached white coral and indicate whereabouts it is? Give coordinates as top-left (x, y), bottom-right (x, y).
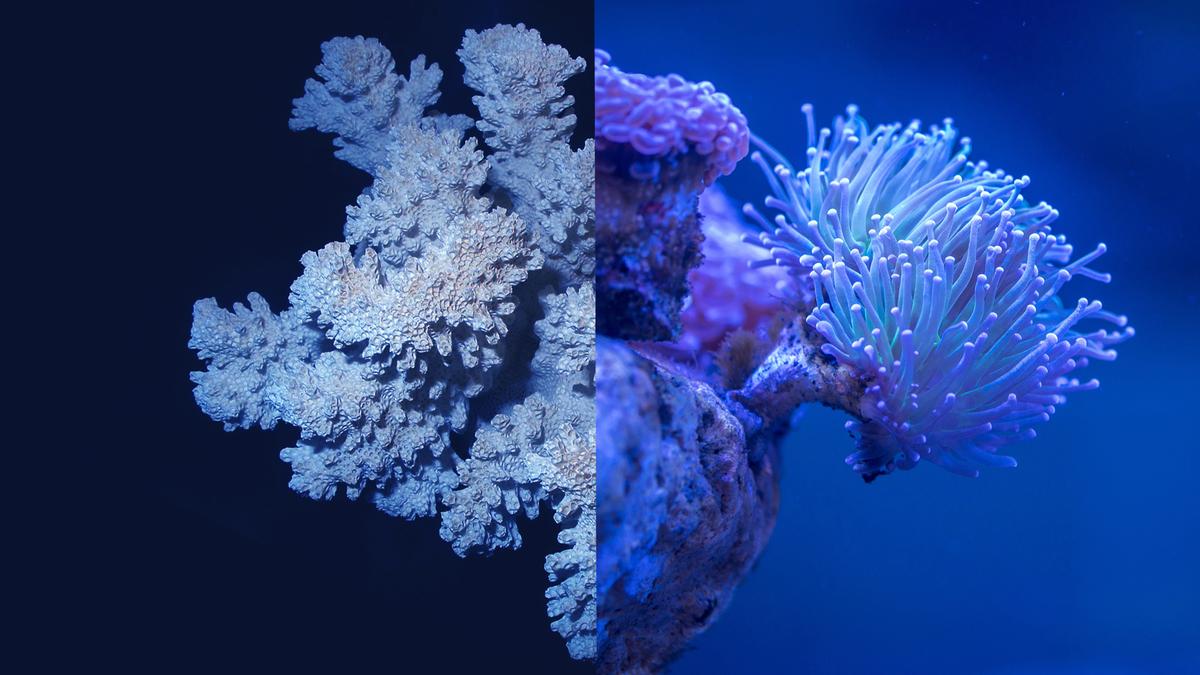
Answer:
top-left (190, 24), bottom-right (594, 660)
top-left (534, 285), bottom-right (597, 377)
top-left (344, 124), bottom-right (494, 265)
top-left (439, 284), bottom-right (597, 658)
top-left (459, 24), bottom-right (595, 284)
top-left (189, 293), bottom-right (322, 431)
top-left (289, 37), bottom-right (471, 173)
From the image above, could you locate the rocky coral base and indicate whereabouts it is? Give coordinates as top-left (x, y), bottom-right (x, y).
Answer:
top-left (596, 338), bottom-right (782, 673)
top-left (595, 149), bottom-right (709, 341)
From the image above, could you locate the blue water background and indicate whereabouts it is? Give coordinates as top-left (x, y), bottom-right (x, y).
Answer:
top-left (599, 1), bottom-right (1200, 672)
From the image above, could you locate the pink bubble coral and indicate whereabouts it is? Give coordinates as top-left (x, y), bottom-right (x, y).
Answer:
top-left (594, 50), bottom-right (749, 184)
top-left (676, 186), bottom-right (794, 354)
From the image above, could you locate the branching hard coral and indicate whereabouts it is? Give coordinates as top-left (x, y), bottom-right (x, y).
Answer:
top-left (190, 24), bottom-right (594, 660)
top-left (343, 123), bottom-right (493, 265)
top-left (735, 104), bottom-right (1134, 479)
top-left (289, 37), bottom-right (472, 173)
top-left (459, 25), bottom-right (595, 285)
top-left (440, 284), bottom-right (597, 658)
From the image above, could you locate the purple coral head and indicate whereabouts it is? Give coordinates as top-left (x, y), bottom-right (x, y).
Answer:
top-left (746, 104), bottom-right (1134, 478)
top-left (676, 186), bottom-right (793, 353)
top-left (595, 49), bottom-right (749, 184)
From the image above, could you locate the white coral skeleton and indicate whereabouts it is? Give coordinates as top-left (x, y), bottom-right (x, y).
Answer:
top-left (188, 24), bottom-right (596, 659)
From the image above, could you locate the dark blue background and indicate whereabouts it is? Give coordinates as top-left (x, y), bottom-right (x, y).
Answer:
top-left (600, 1), bottom-right (1199, 673)
top-left (21, 2), bottom-right (591, 672)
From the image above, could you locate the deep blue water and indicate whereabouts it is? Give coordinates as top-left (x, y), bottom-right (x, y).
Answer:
top-left (599, 1), bottom-right (1200, 673)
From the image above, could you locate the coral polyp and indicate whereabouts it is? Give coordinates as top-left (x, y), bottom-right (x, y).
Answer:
top-left (739, 104), bottom-right (1134, 478)
top-left (594, 49), bottom-right (749, 183)
top-left (593, 50), bottom-right (750, 341)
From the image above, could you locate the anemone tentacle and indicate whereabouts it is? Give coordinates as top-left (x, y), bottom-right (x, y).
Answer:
top-left (744, 104), bottom-right (1133, 477)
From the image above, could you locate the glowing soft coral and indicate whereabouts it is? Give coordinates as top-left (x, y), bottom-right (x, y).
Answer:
top-left (736, 104), bottom-right (1134, 479)
top-left (595, 50), bottom-right (748, 184)
top-left (190, 24), bottom-right (595, 659)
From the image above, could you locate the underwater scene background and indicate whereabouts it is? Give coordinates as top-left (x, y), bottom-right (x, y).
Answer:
top-left (44, 3), bottom-right (593, 672)
top-left (598, 1), bottom-right (1200, 673)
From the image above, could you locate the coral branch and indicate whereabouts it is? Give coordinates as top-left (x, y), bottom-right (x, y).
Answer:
top-left (460, 24), bottom-right (594, 285)
top-left (192, 25), bottom-right (594, 660)
top-left (290, 37), bottom-right (470, 174)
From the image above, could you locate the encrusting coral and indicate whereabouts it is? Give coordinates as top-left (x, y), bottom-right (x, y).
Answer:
top-left (189, 25), bottom-right (596, 660)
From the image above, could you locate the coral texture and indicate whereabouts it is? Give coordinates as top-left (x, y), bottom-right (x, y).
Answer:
top-left (738, 104), bottom-right (1133, 479)
top-left (677, 186), bottom-right (793, 354)
top-left (594, 53), bottom-right (776, 672)
top-left (190, 24), bottom-right (596, 660)
top-left (596, 338), bottom-right (781, 674)
top-left (595, 50), bottom-right (749, 184)
top-left (594, 51), bottom-right (750, 341)
top-left (460, 25), bottom-right (595, 285)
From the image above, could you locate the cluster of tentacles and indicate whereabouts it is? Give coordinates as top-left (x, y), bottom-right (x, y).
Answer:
top-left (739, 104), bottom-right (1133, 478)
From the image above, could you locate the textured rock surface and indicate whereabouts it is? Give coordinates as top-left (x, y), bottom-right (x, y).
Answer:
top-left (595, 149), bottom-right (709, 341)
top-left (596, 338), bottom-right (782, 673)
top-left (593, 51), bottom-right (773, 673)
top-left (593, 51), bottom-right (748, 343)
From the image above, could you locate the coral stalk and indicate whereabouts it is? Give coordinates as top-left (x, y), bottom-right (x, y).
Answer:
top-left (594, 52), bottom-right (773, 673)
